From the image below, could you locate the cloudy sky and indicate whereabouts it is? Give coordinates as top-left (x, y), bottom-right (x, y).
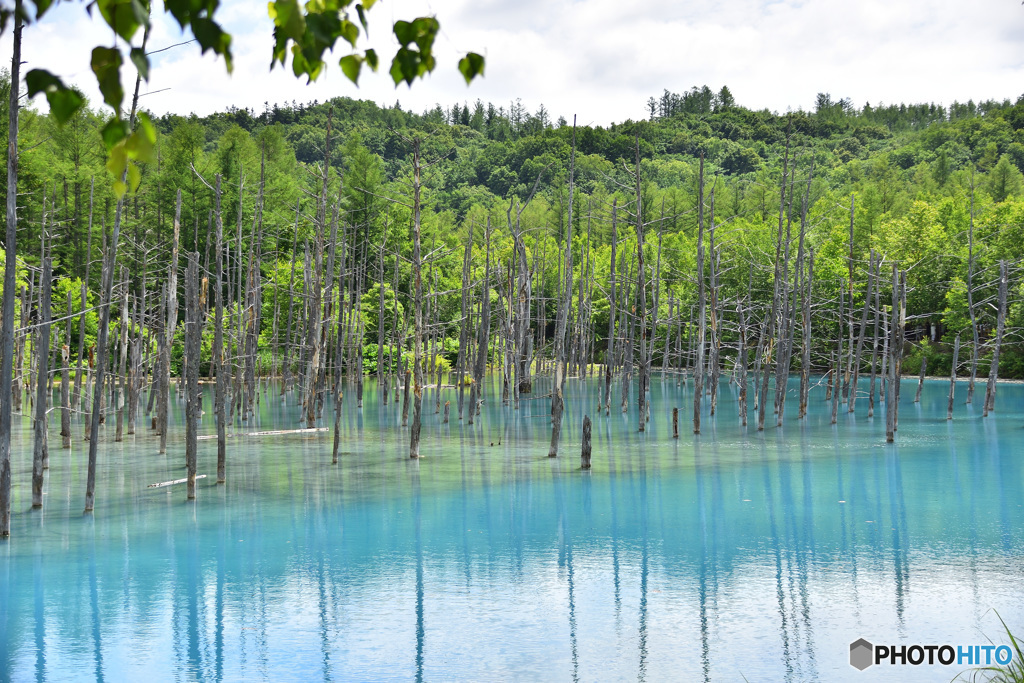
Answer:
top-left (3, 0), bottom-right (1024, 125)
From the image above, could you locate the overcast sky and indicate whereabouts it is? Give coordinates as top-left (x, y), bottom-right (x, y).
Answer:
top-left (3, 0), bottom-right (1024, 126)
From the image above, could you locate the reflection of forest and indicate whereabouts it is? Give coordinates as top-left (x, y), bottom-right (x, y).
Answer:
top-left (0, 376), bottom-right (1020, 681)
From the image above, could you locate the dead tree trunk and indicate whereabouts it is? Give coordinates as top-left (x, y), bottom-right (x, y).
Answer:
top-left (456, 225), bottom-right (473, 418)
top-left (693, 155), bottom-right (706, 434)
top-left (61, 290), bottom-right (72, 448)
top-left (0, 5), bottom-right (22, 536)
top-left (867, 256), bottom-right (881, 419)
top-left (850, 250), bottom-right (876, 414)
top-left (966, 176), bottom-right (979, 404)
top-left (410, 138), bottom-right (425, 459)
top-left (799, 249), bottom-right (814, 418)
top-left (158, 192), bottom-right (182, 453)
top-left (914, 355), bottom-right (926, 403)
top-left (843, 195), bottom-right (855, 402)
top-left (634, 132), bottom-right (649, 432)
top-left (831, 283), bottom-right (843, 425)
top-left (604, 200), bottom-right (618, 416)
top-left (213, 175), bottom-right (227, 483)
top-left (758, 124), bottom-right (791, 430)
top-left (948, 334), bottom-right (959, 420)
top-left (282, 200), bottom-right (300, 393)
top-left (983, 261), bottom-right (1008, 417)
top-left (738, 302), bottom-right (748, 426)
top-left (85, 51), bottom-right (147, 512)
top-left (115, 275), bottom-right (129, 442)
top-left (74, 178), bottom-right (95, 411)
top-left (31, 258), bottom-right (52, 508)
top-left (580, 415), bottom-right (592, 469)
top-left (468, 219), bottom-right (492, 425)
top-left (886, 264), bottom-right (899, 443)
top-left (707, 198), bottom-right (720, 419)
top-left (184, 253), bottom-right (202, 500)
top-left (548, 119), bottom-right (576, 457)
top-left (895, 271), bottom-right (906, 428)
top-left (331, 263), bottom-right (347, 464)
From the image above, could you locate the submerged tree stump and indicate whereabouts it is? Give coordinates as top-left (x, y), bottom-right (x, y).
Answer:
top-left (581, 415), bottom-right (591, 469)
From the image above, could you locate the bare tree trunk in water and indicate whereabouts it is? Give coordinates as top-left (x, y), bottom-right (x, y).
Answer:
top-left (468, 220), bottom-right (492, 426)
top-left (0, 4), bottom-right (22, 535)
top-left (948, 334), bottom-right (959, 420)
top-left (604, 200), bottom-right (618, 415)
top-left (159, 192), bottom-right (182, 453)
top-left (184, 253), bottom-right (202, 499)
top-left (549, 118), bottom-right (575, 457)
top-left (799, 250), bottom-right (814, 418)
top-left (693, 155), bottom-right (706, 434)
top-left (213, 176), bottom-right (227, 483)
top-left (633, 132), bottom-right (649, 432)
top-left (85, 26), bottom-right (149, 513)
top-left (966, 175), bottom-right (979, 404)
top-left (410, 139), bottom-right (424, 459)
top-left (31, 258), bottom-right (52, 508)
top-left (282, 201), bottom-right (300, 393)
top-left (850, 250), bottom-right (876, 414)
top-left (867, 256), bottom-right (880, 418)
top-left (983, 261), bottom-right (1007, 417)
top-left (886, 265), bottom-right (899, 443)
top-left (61, 291), bottom-right (72, 448)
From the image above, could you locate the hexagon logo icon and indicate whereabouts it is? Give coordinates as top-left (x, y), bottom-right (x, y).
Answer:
top-left (850, 638), bottom-right (874, 670)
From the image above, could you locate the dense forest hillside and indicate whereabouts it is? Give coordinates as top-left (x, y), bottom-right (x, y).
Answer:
top-left (4, 76), bottom-right (1024, 387)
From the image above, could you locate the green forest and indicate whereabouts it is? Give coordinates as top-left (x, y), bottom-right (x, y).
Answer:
top-left (5, 80), bottom-right (1024, 387)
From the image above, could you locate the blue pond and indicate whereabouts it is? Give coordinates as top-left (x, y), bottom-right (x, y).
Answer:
top-left (0, 375), bottom-right (1022, 681)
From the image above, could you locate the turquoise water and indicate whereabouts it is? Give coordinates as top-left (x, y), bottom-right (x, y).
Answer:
top-left (1, 375), bottom-right (1022, 682)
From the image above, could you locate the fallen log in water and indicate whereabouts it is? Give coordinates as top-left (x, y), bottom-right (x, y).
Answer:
top-left (148, 474), bottom-right (207, 489)
top-left (197, 427), bottom-right (328, 441)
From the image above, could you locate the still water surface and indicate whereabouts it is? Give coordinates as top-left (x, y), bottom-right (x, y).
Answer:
top-left (1, 375), bottom-right (1022, 681)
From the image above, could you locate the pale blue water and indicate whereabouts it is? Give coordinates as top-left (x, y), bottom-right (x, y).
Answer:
top-left (1, 375), bottom-right (1022, 682)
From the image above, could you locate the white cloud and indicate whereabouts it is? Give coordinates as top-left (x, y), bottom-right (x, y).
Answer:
top-left (1, 0), bottom-right (1022, 126)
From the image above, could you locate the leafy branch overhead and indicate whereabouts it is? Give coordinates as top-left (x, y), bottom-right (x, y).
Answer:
top-left (7, 0), bottom-right (484, 187)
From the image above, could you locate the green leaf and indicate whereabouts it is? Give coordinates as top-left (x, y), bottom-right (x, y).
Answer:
top-left (32, 0), bottom-right (54, 19)
top-left (355, 4), bottom-right (368, 33)
top-left (96, 0), bottom-right (148, 44)
top-left (100, 118), bottom-right (130, 150)
top-left (364, 48), bottom-right (378, 71)
top-left (91, 46), bottom-right (124, 113)
top-left (339, 54), bottom-right (362, 84)
top-left (106, 142), bottom-right (128, 183)
top-left (129, 47), bottom-right (150, 81)
top-left (339, 18), bottom-right (358, 47)
top-left (268, 0), bottom-right (306, 41)
top-left (125, 118), bottom-right (156, 163)
top-left (127, 161), bottom-right (142, 194)
top-left (25, 69), bottom-right (85, 123)
top-left (389, 47), bottom-right (417, 86)
top-left (393, 19), bottom-right (413, 47)
top-left (458, 52), bottom-right (485, 84)
top-left (408, 17), bottom-right (438, 52)
top-left (190, 17), bottom-right (234, 73)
